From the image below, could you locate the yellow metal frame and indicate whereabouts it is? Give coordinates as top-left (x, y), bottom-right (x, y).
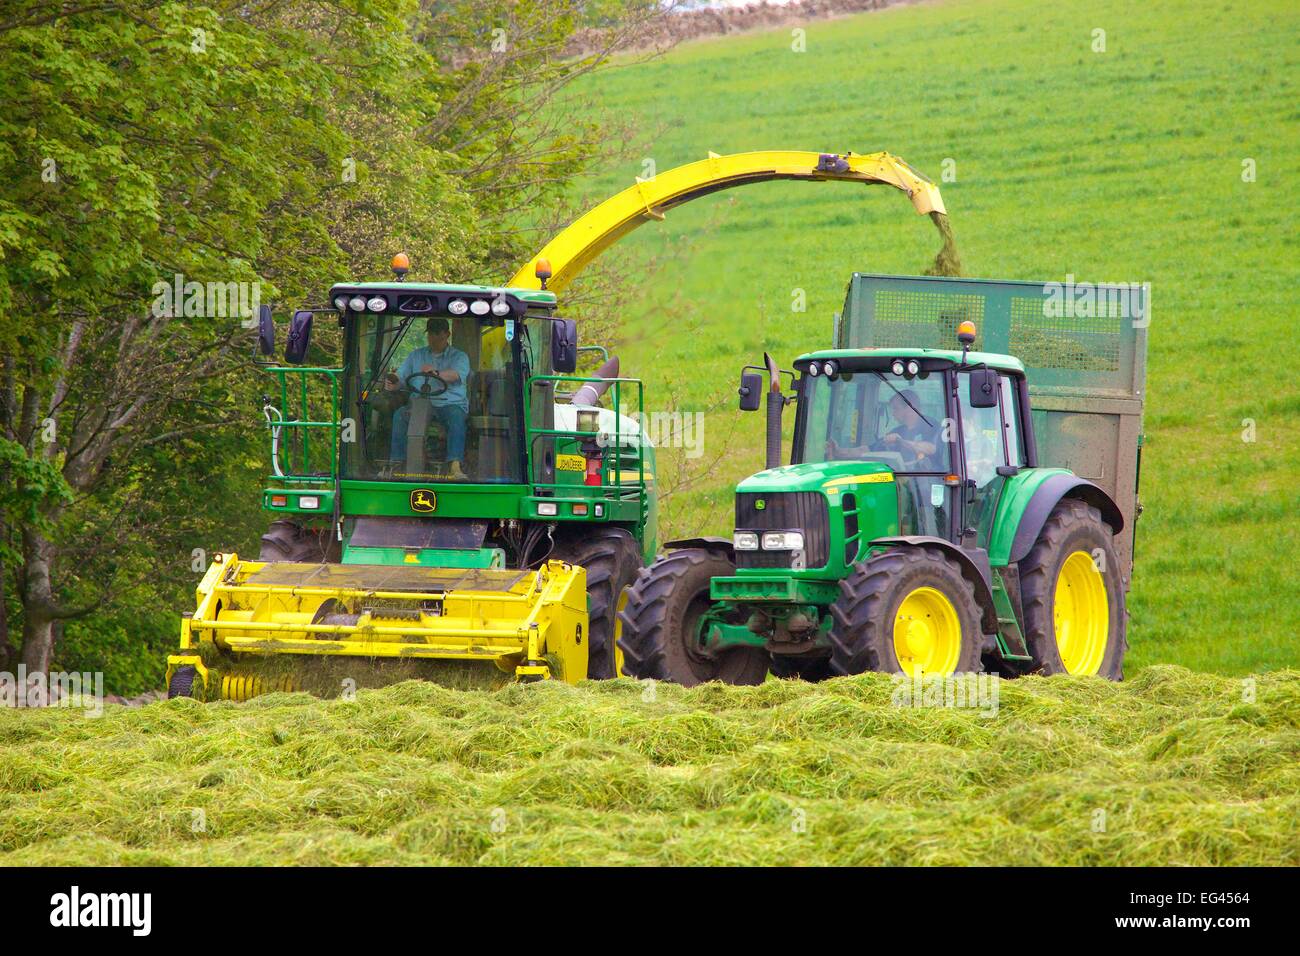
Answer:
top-left (177, 553), bottom-right (589, 684)
top-left (508, 150), bottom-right (946, 293)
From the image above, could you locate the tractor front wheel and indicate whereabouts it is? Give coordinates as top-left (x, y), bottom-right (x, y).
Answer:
top-left (828, 547), bottom-right (983, 677)
top-left (167, 665), bottom-right (199, 700)
top-left (1016, 499), bottom-right (1126, 678)
top-left (617, 548), bottom-right (769, 686)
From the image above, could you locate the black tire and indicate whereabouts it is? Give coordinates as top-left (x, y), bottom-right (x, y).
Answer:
top-left (257, 519), bottom-right (335, 563)
top-left (1016, 498), bottom-right (1126, 679)
top-left (768, 654), bottom-right (834, 681)
top-left (168, 665), bottom-right (199, 699)
top-left (829, 547), bottom-right (984, 676)
top-left (552, 528), bottom-right (643, 680)
top-left (617, 548), bottom-right (769, 687)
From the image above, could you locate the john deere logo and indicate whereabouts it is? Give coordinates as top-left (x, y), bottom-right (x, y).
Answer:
top-left (755, 499), bottom-right (766, 511)
top-left (410, 489), bottom-right (437, 513)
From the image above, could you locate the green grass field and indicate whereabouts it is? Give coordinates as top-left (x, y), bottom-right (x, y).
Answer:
top-left (2, 668), bottom-right (1296, 865)
top-left (568, 0), bottom-right (1300, 675)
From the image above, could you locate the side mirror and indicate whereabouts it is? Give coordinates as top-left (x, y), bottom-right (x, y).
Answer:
top-left (257, 304), bottom-right (275, 356)
top-left (738, 371), bottom-right (762, 412)
top-left (969, 368), bottom-right (999, 409)
top-left (551, 318), bottom-right (578, 374)
top-left (284, 310), bottom-right (314, 365)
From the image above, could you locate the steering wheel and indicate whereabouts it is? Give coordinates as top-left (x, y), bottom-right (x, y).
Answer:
top-left (405, 371), bottom-right (449, 397)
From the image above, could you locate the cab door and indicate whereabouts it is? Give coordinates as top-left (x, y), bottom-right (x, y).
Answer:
top-left (957, 370), bottom-right (1024, 548)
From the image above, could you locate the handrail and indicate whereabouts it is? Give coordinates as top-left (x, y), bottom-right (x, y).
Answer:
top-left (263, 366), bottom-right (342, 482)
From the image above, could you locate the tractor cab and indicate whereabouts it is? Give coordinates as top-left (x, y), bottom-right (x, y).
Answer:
top-left (789, 335), bottom-right (1030, 550)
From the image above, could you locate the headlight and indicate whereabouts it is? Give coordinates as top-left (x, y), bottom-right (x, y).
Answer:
top-left (891, 359), bottom-right (905, 376)
top-left (469, 299), bottom-right (490, 315)
top-left (448, 299), bottom-right (469, 315)
top-left (491, 298), bottom-right (511, 316)
top-left (333, 296), bottom-right (348, 311)
top-left (761, 531), bottom-right (804, 551)
top-left (906, 359), bottom-right (920, 376)
top-left (537, 502), bottom-right (558, 516)
top-left (733, 532), bottom-right (760, 551)
top-left (366, 296), bottom-right (387, 313)
top-left (348, 296), bottom-right (367, 312)
top-left (298, 495), bottom-right (320, 510)
top-left (807, 362), bottom-right (820, 376)
top-left (822, 361), bottom-right (838, 378)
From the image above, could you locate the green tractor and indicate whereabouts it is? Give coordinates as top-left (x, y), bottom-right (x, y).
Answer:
top-left (618, 273), bottom-right (1146, 684)
top-left (167, 256), bottom-right (655, 699)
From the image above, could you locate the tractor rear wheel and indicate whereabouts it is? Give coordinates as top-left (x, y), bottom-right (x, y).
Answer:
top-left (553, 528), bottom-right (642, 680)
top-left (1016, 499), bottom-right (1126, 678)
top-left (617, 548), bottom-right (769, 686)
top-left (828, 547), bottom-right (983, 677)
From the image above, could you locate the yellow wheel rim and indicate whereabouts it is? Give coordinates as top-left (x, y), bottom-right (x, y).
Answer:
top-left (1053, 550), bottom-right (1110, 674)
top-left (893, 586), bottom-right (962, 676)
top-left (612, 587), bottom-right (629, 677)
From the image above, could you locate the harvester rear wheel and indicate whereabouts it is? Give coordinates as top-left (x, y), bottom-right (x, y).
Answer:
top-left (617, 548), bottom-right (768, 686)
top-left (552, 528), bottom-right (642, 680)
top-left (167, 665), bottom-right (199, 699)
top-left (828, 547), bottom-right (983, 677)
top-left (1016, 499), bottom-right (1126, 678)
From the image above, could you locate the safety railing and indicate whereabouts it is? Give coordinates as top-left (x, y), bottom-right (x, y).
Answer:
top-left (524, 373), bottom-right (647, 506)
top-left (262, 366), bottom-right (342, 482)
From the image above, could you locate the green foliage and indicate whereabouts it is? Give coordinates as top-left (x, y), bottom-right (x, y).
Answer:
top-left (0, 667), bottom-right (1295, 864)
top-left (566, 0), bottom-right (1300, 675)
top-left (0, 440), bottom-right (72, 562)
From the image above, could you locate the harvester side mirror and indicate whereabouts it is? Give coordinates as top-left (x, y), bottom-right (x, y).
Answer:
top-left (257, 304), bottom-right (274, 357)
top-left (552, 318), bottom-right (578, 374)
top-left (284, 310), bottom-right (314, 365)
top-left (969, 368), bottom-right (999, 409)
top-left (738, 372), bottom-right (762, 412)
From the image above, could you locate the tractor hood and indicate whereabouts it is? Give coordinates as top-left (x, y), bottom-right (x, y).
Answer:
top-left (736, 458), bottom-right (894, 495)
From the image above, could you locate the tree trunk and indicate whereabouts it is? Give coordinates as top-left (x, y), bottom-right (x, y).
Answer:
top-left (19, 529), bottom-right (56, 675)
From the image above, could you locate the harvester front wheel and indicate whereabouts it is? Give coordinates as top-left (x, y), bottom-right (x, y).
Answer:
top-left (617, 548), bottom-right (768, 687)
top-left (1017, 499), bottom-right (1126, 678)
top-left (258, 519), bottom-right (337, 563)
top-left (828, 547), bottom-right (983, 677)
top-left (553, 528), bottom-right (642, 680)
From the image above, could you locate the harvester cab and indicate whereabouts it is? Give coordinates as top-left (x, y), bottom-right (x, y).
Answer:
top-left (619, 273), bottom-right (1146, 687)
top-left (167, 257), bottom-right (657, 700)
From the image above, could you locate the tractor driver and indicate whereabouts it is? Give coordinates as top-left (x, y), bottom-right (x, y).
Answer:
top-left (384, 316), bottom-right (471, 479)
top-left (827, 389), bottom-right (941, 470)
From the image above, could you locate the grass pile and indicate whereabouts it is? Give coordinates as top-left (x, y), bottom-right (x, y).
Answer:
top-left (2, 666), bottom-right (1295, 865)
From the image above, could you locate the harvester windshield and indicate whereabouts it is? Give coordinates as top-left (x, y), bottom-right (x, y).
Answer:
top-left (345, 313), bottom-right (528, 483)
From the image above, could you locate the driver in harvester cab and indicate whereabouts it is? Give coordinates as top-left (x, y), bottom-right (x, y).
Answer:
top-left (384, 316), bottom-right (471, 479)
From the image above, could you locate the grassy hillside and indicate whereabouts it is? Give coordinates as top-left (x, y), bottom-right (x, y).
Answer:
top-left (2, 669), bottom-right (1296, 865)
top-left (563, 0), bottom-right (1300, 675)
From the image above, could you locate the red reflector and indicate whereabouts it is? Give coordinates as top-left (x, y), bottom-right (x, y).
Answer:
top-left (584, 456), bottom-right (602, 487)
